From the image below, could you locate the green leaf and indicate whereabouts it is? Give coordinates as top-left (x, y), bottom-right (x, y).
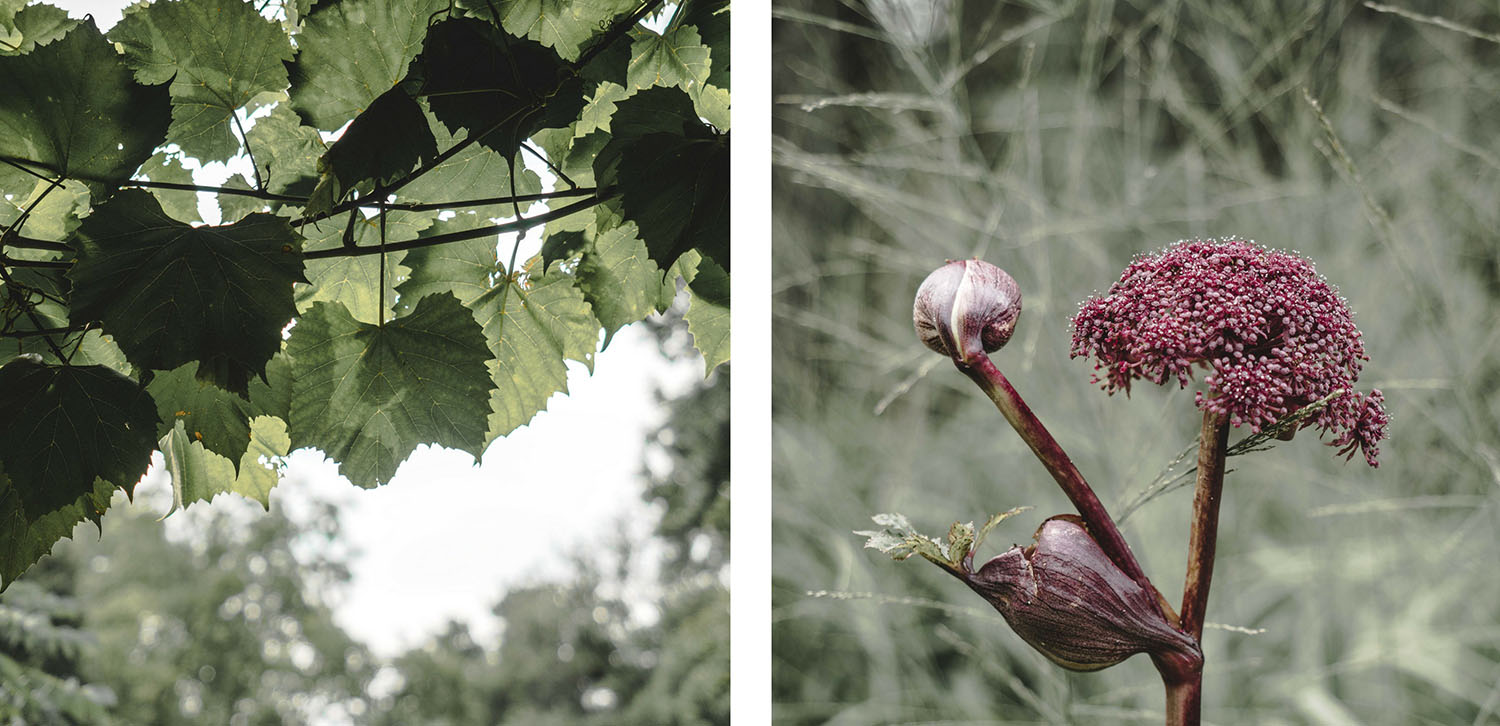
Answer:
top-left (497, 0), bottom-right (638, 61)
top-left (0, 359), bottom-right (157, 519)
top-left (286, 0), bottom-right (448, 130)
top-left (109, 0), bottom-right (296, 162)
top-left (417, 17), bottom-right (585, 157)
top-left (286, 293), bottom-right (493, 488)
top-left (0, 464), bottom-right (114, 591)
top-left (685, 254), bottom-right (729, 374)
top-left (680, 0), bottom-right (729, 86)
top-left (146, 361), bottom-right (283, 467)
top-left (576, 216), bottom-right (661, 346)
top-left (857, 513), bottom-right (958, 568)
top-left (946, 521), bottom-right (975, 564)
top-left (316, 85), bottom-right (438, 201)
top-left (160, 415), bottom-right (287, 512)
top-left (577, 81), bottom-right (629, 136)
top-left (295, 209), bottom-right (427, 325)
top-left (616, 131), bottom-right (729, 271)
top-left (0, 21), bottom-right (169, 184)
top-left (394, 222), bottom-right (500, 316)
top-left (472, 259), bottom-right (600, 442)
top-left (217, 174), bottom-right (265, 223)
top-left (592, 86), bottom-right (700, 183)
top-left (14, 177), bottom-right (88, 242)
top-left (974, 506), bottom-right (1032, 555)
top-left (68, 190), bottom-right (307, 395)
top-left (0, 2), bottom-right (76, 56)
top-left (138, 152), bottom-right (203, 223)
top-left (627, 25), bottom-right (710, 94)
top-left (245, 103), bottom-right (325, 197)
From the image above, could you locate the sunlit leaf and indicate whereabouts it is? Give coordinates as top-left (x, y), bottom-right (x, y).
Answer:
top-left (287, 293), bottom-right (493, 488)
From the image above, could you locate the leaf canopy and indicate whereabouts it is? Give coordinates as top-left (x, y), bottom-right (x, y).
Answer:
top-left (0, 0), bottom-right (730, 588)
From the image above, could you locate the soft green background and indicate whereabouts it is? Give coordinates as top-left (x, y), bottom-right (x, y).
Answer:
top-left (773, 1), bottom-right (1500, 724)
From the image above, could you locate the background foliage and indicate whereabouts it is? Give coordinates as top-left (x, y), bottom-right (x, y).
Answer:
top-left (773, 1), bottom-right (1500, 723)
top-left (0, 0), bottom-right (729, 589)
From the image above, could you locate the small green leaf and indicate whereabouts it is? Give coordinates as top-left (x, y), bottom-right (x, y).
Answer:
top-left (974, 506), bottom-right (1033, 555)
top-left (0, 21), bottom-right (169, 185)
top-left (0, 359), bottom-right (157, 519)
top-left (146, 361), bottom-right (283, 468)
top-left (245, 103), bottom-right (325, 197)
top-left (497, 0), bottom-right (639, 61)
top-left (217, 174), bottom-right (264, 223)
top-left (68, 190), bottom-right (307, 395)
top-left (680, 0), bottom-right (729, 86)
top-left (472, 259), bottom-right (600, 443)
top-left (576, 216), bottom-right (661, 346)
top-left (295, 209), bottom-right (426, 326)
top-left (286, 293), bottom-right (493, 488)
top-left (0, 2), bottom-right (76, 56)
top-left (138, 152), bottom-right (202, 223)
top-left (160, 415), bottom-right (287, 513)
top-left (685, 254), bottom-right (729, 373)
top-left (397, 107), bottom-right (543, 224)
top-left (947, 521), bottom-right (976, 564)
top-left (577, 81), bottom-right (630, 136)
top-left (109, 0), bottom-right (295, 162)
top-left (627, 25), bottom-right (710, 94)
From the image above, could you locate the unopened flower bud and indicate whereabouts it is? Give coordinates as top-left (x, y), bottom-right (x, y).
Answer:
top-left (913, 259), bottom-right (1022, 362)
top-left (965, 515), bottom-right (1200, 671)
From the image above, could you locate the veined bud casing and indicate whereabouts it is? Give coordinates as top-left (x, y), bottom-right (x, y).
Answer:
top-left (913, 259), bottom-right (1021, 362)
top-left (965, 515), bottom-right (1200, 672)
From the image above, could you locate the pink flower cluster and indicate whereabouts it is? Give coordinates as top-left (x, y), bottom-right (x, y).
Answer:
top-left (1070, 238), bottom-right (1388, 466)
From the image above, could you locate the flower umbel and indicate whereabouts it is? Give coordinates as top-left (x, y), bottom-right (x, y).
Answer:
top-left (1070, 238), bottom-right (1388, 466)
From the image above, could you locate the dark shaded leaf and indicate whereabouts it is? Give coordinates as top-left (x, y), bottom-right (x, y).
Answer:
top-left (68, 190), bottom-right (307, 395)
top-left (311, 85), bottom-right (438, 206)
top-left (616, 131), bottom-right (729, 271)
top-left (417, 17), bottom-right (585, 157)
top-left (146, 361), bottom-right (284, 467)
top-left (0, 464), bottom-right (114, 590)
top-left (0, 359), bottom-right (156, 519)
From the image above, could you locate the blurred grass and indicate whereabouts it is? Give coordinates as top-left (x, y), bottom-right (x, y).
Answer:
top-left (771, 1), bottom-right (1500, 724)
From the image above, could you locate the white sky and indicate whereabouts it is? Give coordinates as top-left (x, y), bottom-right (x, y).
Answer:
top-left (43, 0), bottom-right (706, 658)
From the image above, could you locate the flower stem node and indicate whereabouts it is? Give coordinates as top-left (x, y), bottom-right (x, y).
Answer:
top-left (965, 515), bottom-right (1201, 672)
top-left (914, 259), bottom-right (1021, 364)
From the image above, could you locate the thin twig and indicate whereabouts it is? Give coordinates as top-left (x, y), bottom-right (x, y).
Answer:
top-left (522, 142), bottom-right (577, 189)
top-left (574, 0), bottom-right (662, 70)
top-left (231, 112), bottom-right (264, 191)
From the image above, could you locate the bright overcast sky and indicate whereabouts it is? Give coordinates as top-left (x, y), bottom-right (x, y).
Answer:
top-left (45, 0), bottom-right (704, 658)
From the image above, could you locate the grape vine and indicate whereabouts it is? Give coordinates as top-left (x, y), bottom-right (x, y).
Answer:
top-left (0, 0), bottom-right (730, 588)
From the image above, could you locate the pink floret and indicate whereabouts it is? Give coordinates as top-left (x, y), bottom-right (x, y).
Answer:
top-left (1070, 238), bottom-right (1389, 466)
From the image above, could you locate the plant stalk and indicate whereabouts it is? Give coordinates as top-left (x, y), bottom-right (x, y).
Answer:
top-left (1165, 409), bottom-right (1230, 726)
top-left (957, 353), bottom-right (1157, 602)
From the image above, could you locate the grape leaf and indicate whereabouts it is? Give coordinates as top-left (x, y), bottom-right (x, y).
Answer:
top-left (13, 177), bottom-right (87, 242)
top-left (287, 293), bottom-right (493, 488)
top-left (681, 0), bottom-right (729, 86)
top-left (577, 81), bottom-right (629, 136)
top-left (685, 253), bottom-right (729, 374)
top-left (246, 103), bottom-right (326, 197)
top-left (616, 131), bottom-right (730, 272)
top-left (0, 21), bottom-right (169, 185)
top-left (0, 359), bottom-right (158, 519)
top-left (295, 208), bottom-right (428, 325)
top-left (497, 0), bottom-right (638, 61)
top-left (138, 152), bottom-right (203, 223)
top-left (68, 190), bottom-right (307, 395)
top-left (591, 86), bottom-right (699, 184)
top-left (627, 25), bottom-right (710, 94)
top-left (417, 16), bottom-right (586, 157)
top-left (394, 222), bottom-right (500, 316)
top-left (576, 216), bottom-right (660, 346)
top-left (311, 85), bottom-right (438, 205)
top-left (473, 260), bottom-right (600, 442)
top-left (217, 174), bottom-right (265, 223)
top-left (109, 0), bottom-right (295, 162)
top-left (0, 464), bottom-right (115, 591)
top-left (160, 415), bottom-right (288, 512)
top-left (146, 361), bottom-right (284, 467)
top-left (286, 0), bottom-right (448, 130)
top-left (0, 2), bottom-right (75, 56)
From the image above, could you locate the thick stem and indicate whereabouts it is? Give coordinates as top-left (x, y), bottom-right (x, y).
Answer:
top-left (1163, 673), bottom-right (1201, 726)
top-left (1181, 410), bottom-right (1229, 640)
top-left (957, 354), bottom-right (1157, 601)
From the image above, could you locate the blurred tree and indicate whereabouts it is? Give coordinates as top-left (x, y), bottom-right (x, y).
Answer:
top-left (0, 573), bottom-right (116, 725)
top-left (37, 497), bottom-right (374, 725)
